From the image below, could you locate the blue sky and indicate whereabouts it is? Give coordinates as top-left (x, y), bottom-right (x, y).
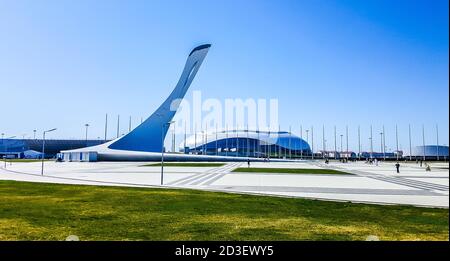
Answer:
top-left (0, 0), bottom-right (448, 151)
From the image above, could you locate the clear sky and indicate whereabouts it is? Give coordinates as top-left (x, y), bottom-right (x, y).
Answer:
top-left (0, 0), bottom-right (448, 152)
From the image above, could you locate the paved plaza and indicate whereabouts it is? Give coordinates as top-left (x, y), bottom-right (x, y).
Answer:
top-left (0, 160), bottom-right (448, 208)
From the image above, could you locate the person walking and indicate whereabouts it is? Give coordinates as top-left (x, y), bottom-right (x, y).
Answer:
top-left (247, 159), bottom-right (250, 168)
top-left (395, 162), bottom-right (400, 173)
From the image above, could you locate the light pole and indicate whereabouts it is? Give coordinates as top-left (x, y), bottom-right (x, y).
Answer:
top-left (408, 124), bottom-right (412, 161)
top-left (322, 125), bottom-right (325, 158)
top-left (395, 125), bottom-right (399, 161)
top-left (436, 124), bottom-right (439, 161)
top-left (236, 126), bottom-right (239, 157)
top-left (379, 132), bottom-right (383, 160)
top-left (225, 124), bottom-right (228, 157)
top-left (257, 127), bottom-right (260, 158)
top-left (422, 124), bottom-right (426, 161)
top-left (116, 115), bottom-right (120, 138)
top-left (267, 128), bottom-right (270, 159)
top-left (247, 125), bottom-right (250, 158)
top-left (289, 126), bottom-right (292, 159)
top-left (305, 129), bottom-right (309, 159)
top-left (204, 124), bottom-right (207, 155)
top-left (3, 135), bottom-right (16, 168)
top-left (172, 123), bottom-right (176, 153)
top-left (346, 125), bottom-right (349, 160)
top-left (334, 126), bottom-right (337, 160)
top-left (278, 125), bottom-right (281, 158)
top-left (1, 133), bottom-right (4, 155)
top-left (311, 126), bottom-right (314, 160)
top-left (201, 130), bottom-right (205, 155)
top-left (41, 128), bottom-right (56, 175)
top-left (340, 134), bottom-right (343, 154)
top-left (104, 114), bottom-right (108, 142)
top-left (300, 125), bottom-right (303, 160)
top-left (161, 120), bottom-right (175, 185)
top-left (215, 123), bottom-right (218, 156)
top-left (84, 124), bottom-right (89, 145)
top-left (129, 116), bottom-right (132, 133)
top-left (370, 125), bottom-right (373, 159)
top-left (184, 121), bottom-right (187, 154)
top-left (33, 130), bottom-right (37, 140)
top-left (358, 125), bottom-right (361, 160)
top-left (382, 125), bottom-right (386, 161)
top-left (194, 123), bottom-right (197, 154)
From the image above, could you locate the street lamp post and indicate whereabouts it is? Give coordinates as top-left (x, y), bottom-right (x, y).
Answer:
top-left (370, 125), bottom-right (373, 159)
top-left (247, 125), bottom-right (250, 158)
top-left (41, 128), bottom-right (56, 175)
top-left (267, 128), bottom-right (270, 159)
top-left (300, 125), bottom-right (303, 160)
top-left (358, 125), bottom-right (361, 160)
top-left (1, 133), bottom-right (4, 156)
top-left (278, 125), bottom-right (281, 158)
top-left (3, 135), bottom-right (16, 168)
top-left (382, 125), bottom-right (386, 161)
top-left (311, 126), bottom-right (314, 160)
top-left (422, 125), bottom-right (426, 161)
top-left (305, 129), bottom-right (309, 159)
top-left (204, 125), bottom-right (207, 155)
top-left (257, 127), bottom-right (260, 158)
top-left (225, 124), bottom-right (228, 157)
top-left (184, 122), bottom-right (187, 154)
top-left (194, 124), bottom-right (197, 154)
top-left (334, 126), bottom-right (337, 160)
top-left (173, 123), bottom-right (176, 153)
top-left (215, 124), bottom-right (218, 156)
top-left (236, 126), bottom-right (239, 157)
top-left (160, 121), bottom-right (174, 185)
top-left (395, 125), bottom-right (399, 161)
top-left (346, 125), bottom-right (349, 161)
top-left (84, 124), bottom-right (89, 145)
top-left (408, 124), bottom-right (412, 161)
top-left (322, 125), bottom-right (325, 159)
top-left (436, 124), bottom-right (439, 161)
top-left (33, 130), bottom-right (36, 140)
top-left (289, 126), bottom-right (292, 159)
top-left (379, 132), bottom-right (383, 160)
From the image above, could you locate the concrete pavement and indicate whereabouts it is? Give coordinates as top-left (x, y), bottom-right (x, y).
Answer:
top-left (0, 160), bottom-right (448, 208)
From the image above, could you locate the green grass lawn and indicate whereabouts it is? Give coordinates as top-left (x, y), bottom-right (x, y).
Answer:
top-left (232, 167), bottom-right (352, 175)
top-left (0, 180), bottom-right (447, 241)
top-left (141, 162), bottom-right (225, 167)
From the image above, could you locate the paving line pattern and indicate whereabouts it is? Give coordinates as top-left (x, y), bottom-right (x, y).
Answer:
top-left (314, 162), bottom-right (449, 192)
top-left (167, 162), bottom-right (241, 186)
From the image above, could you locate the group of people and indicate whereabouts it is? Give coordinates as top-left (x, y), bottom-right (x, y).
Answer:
top-left (362, 156), bottom-right (436, 174)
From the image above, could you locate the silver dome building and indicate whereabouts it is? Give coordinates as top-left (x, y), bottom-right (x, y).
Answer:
top-left (180, 130), bottom-right (311, 158)
top-left (403, 145), bottom-right (449, 160)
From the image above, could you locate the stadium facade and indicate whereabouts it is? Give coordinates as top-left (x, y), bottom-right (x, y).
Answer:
top-left (182, 130), bottom-right (311, 158)
top-left (403, 145), bottom-right (449, 160)
top-left (0, 139), bottom-right (106, 159)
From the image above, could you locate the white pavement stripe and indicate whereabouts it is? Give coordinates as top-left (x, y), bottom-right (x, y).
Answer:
top-left (179, 163), bottom-right (241, 186)
top-left (166, 163), bottom-right (240, 186)
top-left (354, 171), bottom-right (449, 191)
top-left (315, 162), bottom-right (449, 191)
top-left (166, 172), bottom-right (212, 186)
top-left (208, 185), bottom-right (444, 196)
